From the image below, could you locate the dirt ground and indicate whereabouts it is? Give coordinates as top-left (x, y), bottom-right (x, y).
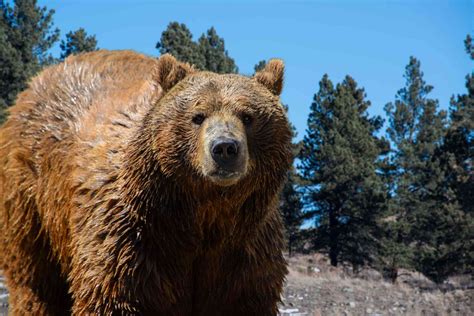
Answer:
top-left (1, 254), bottom-right (473, 315)
top-left (279, 254), bottom-right (474, 316)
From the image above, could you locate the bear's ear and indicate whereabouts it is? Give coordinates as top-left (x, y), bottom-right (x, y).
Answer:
top-left (155, 54), bottom-right (194, 92)
top-left (253, 59), bottom-right (284, 96)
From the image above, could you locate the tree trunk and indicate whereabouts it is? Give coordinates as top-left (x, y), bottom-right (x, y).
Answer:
top-left (329, 210), bottom-right (338, 267)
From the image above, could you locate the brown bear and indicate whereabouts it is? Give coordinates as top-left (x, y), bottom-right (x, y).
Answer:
top-left (0, 50), bottom-right (292, 315)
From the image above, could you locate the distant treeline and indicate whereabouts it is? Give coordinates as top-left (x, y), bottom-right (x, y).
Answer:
top-left (1, 1), bottom-right (472, 285)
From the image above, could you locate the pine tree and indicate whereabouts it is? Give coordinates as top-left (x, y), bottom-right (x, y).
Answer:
top-left (280, 172), bottom-right (304, 257)
top-left (430, 35), bottom-right (474, 278)
top-left (0, 21), bottom-right (19, 123)
top-left (444, 35), bottom-right (474, 216)
top-left (0, 0), bottom-right (59, 123)
top-left (156, 22), bottom-right (205, 69)
top-left (385, 56), bottom-right (468, 283)
top-left (156, 22), bottom-right (237, 73)
top-left (376, 128), bottom-right (409, 283)
top-left (464, 34), bottom-right (474, 59)
top-left (60, 27), bottom-right (98, 60)
top-left (198, 27), bottom-right (237, 74)
top-left (378, 217), bottom-right (413, 283)
top-left (253, 60), bottom-right (266, 72)
top-left (299, 74), bottom-right (387, 268)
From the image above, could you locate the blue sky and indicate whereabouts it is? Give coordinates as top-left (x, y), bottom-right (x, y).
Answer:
top-left (44, 0), bottom-right (472, 140)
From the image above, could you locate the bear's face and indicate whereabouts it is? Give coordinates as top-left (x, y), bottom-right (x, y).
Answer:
top-left (152, 55), bottom-right (291, 188)
top-left (190, 84), bottom-right (251, 186)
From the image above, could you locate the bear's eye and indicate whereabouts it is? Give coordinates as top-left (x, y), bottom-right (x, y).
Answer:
top-left (242, 114), bottom-right (253, 126)
top-left (192, 113), bottom-right (206, 125)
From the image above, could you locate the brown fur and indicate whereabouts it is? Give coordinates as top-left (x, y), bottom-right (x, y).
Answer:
top-left (0, 50), bottom-right (292, 315)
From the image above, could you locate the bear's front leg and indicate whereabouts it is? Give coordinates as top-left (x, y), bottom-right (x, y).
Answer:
top-left (3, 236), bottom-right (72, 316)
top-left (193, 212), bottom-right (287, 316)
top-left (1, 204), bottom-right (72, 315)
top-left (67, 219), bottom-right (195, 315)
top-left (222, 218), bottom-right (287, 316)
top-left (67, 230), bottom-right (140, 314)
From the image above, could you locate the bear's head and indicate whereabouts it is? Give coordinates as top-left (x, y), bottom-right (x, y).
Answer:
top-left (150, 54), bottom-right (292, 189)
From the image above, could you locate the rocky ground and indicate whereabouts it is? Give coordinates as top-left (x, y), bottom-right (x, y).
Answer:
top-left (1, 254), bottom-right (473, 315)
top-left (279, 254), bottom-right (473, 316)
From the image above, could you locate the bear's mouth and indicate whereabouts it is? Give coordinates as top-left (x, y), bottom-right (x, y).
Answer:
top-left (207, 169), bottom-right (242, 186)
top-left (211, 169), bottom-right (239, 178)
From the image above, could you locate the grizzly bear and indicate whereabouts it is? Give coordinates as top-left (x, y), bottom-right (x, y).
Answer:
top-left (0, 50), bottom-right (292, 315)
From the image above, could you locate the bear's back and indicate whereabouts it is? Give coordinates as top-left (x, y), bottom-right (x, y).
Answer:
top-left (0, 50), bottom-right (160, 177)
top-left (0, 50), bottom-right (162, 263)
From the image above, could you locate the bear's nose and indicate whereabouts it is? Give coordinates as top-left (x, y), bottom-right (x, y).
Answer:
top-left (211, 137), bottom-right (240, 169)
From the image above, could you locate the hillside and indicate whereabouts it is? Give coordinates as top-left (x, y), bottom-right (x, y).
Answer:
top-left (279, 254), bottom-right (473, 316)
